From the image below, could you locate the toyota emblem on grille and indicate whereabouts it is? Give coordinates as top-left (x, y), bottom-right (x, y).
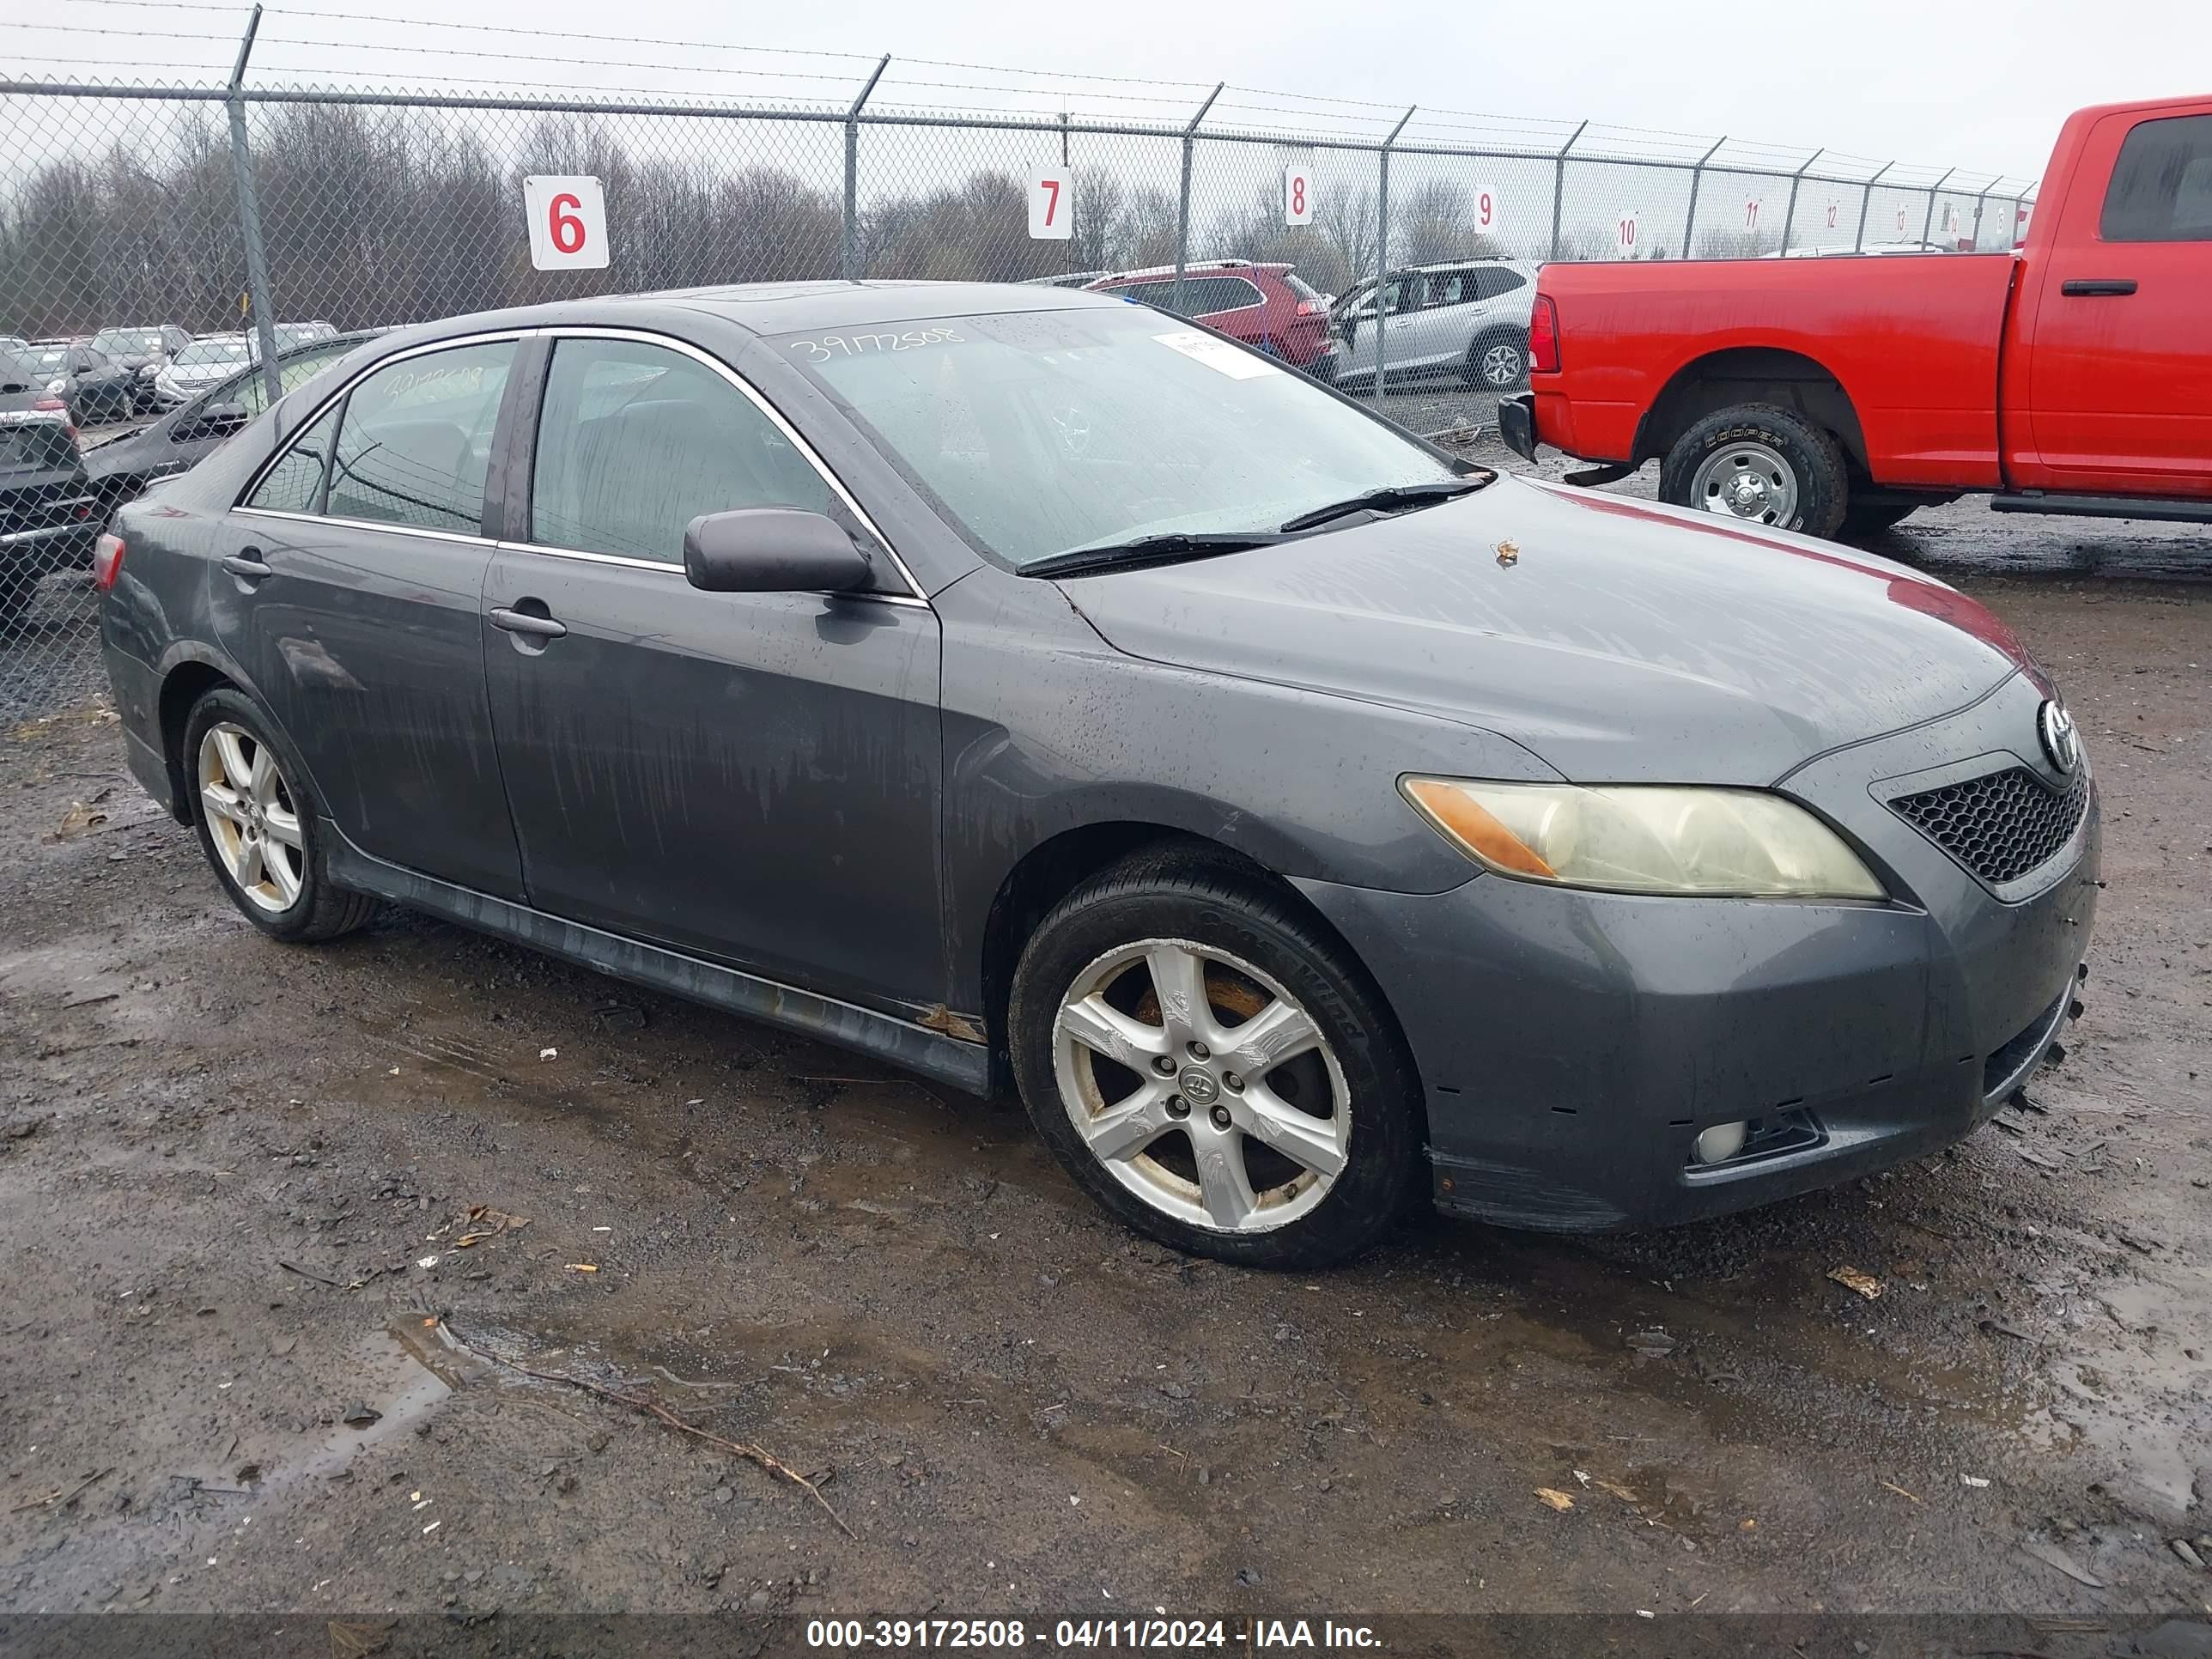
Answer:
top-left (2037, 701), bottom-right (2080, 775)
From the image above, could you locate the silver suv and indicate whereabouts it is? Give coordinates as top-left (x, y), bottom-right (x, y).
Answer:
top-left (1332, 259), bottom-right (1538, 391)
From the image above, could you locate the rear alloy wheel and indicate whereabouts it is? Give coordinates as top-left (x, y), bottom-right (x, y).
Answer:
top-left (184, 688), bottom-right (376, 943)
top-left (1464, 333), bottom-right (1528, 390)
top-left (1659, 404), bottom-right (1850, 538)
top-left (1010, 852), bottom-right (1420, 1267)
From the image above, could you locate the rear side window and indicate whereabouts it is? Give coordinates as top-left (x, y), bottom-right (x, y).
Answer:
top-left (2101, 113), bottom-right (2212, 242)
top-left (0, 420), bottom-right (77, 472)
top-left (1474, 266), bottom-right (1528, 300)
top-left (325, 341), bottom-right (514, 533)
top-left (246, 402), bottom-right (341, 514)
top-left (527, 337), bottom-right (831, 566)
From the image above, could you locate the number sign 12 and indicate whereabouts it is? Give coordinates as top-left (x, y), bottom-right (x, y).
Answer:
top-left (523, 175), bottom-right (609, 270)
top-left (1030, 170), bottom-right (1073, 240)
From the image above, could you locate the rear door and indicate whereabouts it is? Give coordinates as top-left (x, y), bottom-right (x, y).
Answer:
top-left (1393, 267), bottom-right (1477, 370)
top-left (2020, 106), bottom-right (2212, 495)
top-left (480, 330), bottom-right (945, 1013)
top-left (220, 335), bottom-right (526, 897)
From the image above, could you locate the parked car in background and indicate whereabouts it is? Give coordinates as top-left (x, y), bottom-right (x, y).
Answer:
top-left (92, 330), bottom-right (376, 508)
top-left (1331, 259), bottom-right (1539, 391)
top-left (1504, 94), bottom-right (2212, 539)
top-left (1087, 262), bottom-right (1335, 373)
top-left (155, 334), bottom-right (258, 407)
top-left (1, 410), bottom-right (103, 629)
top-left (0, 344), bottom-right (72, 418)
top-left (1020, 271), bottom-right (1111, 289)
top-left (271, 321), bottom-right (339, 349)
top-left (89, 325), bottom-right (191, 411)
top-left (101, 283), bottom-right (2094, 1268)
top-left (21, 341), bottom-right (138, 423)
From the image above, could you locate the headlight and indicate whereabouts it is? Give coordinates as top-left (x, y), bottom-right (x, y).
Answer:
top-left (137, 363), bottom-right (158, 379)
top-left (1401, 777), bottom-right (1886, 899)
top-left (46, 378), bottom-right (67, 394)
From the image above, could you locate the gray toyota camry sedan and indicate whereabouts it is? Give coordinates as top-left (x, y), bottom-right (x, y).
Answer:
top-left (97, 282), bottom-right (2099, 1267)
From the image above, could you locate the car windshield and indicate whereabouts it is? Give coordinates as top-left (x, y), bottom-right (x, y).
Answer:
top-left (92, 329), bottom-right (164, 355)
top-left (774, 306), bottom-right (1465, 569)
top-left (25, 347), bottom-right (67, 374)
top-left (0, 420), bottom-right (76, 472)
top-left (177, 339), bottom-right (252, 368)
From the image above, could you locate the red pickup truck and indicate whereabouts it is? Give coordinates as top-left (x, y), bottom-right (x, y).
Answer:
top-left (1500, 94), bottom-right (2212, 540)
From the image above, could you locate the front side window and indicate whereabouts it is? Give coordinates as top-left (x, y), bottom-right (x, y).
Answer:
top-left (528, 337), bottom-right (831, 566)
top-left (325, 340), bottom-right (514, 533)
top-left (775, 305), bottom-right (1463, 570)
top-left (246, 402), bottom-right (342, 514)
top-left (2101, 113), bottom-right (2212, 241)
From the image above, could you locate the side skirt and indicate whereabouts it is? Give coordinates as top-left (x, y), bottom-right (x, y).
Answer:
top-left (324, 830), bottom-right (992, 1097)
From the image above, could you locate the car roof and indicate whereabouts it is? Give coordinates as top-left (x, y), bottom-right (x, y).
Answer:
top-left (368, 280), bottom-right (1122, 350)
top-left (1091, 261), bottom-right (1287, 283)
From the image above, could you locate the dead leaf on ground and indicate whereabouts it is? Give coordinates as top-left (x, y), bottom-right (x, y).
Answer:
top-left (1534, 1487), bottom-right (1577, 1512)
top-left (1829, 1265), bottom-right (1884, 1300)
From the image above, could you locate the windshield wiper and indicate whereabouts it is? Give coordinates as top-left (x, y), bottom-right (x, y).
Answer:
top-left (1024, 531), bottom-right (1287, 579)
top-left (1277, 478), bottom-right (1484, 534)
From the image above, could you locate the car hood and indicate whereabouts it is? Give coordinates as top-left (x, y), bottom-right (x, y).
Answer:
top-left (1054, 475), bottom-right (2031, 784)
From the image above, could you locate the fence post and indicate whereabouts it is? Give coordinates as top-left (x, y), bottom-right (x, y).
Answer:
top-left (1682, 134), bottom-right (1725, 261)
top-left (225, 4), bottom-right (283, 406)
top-left (1170, 82), bottom-right (1224, 317)
top-left (1548, 119), bottom-right (1587, 262)
top-left (1970, 180), bottom-right (1996, 251)
top-left (1779, 148), bottom-right (1823, 252)
top-left (1921, 166), bottom-right (1955, 250)
top-left (1854, 161), bottom-right (1894, 252)
top-left (1371, 106), bottom-right (1414, 403)
top-left (842, 55), bottom-right (890, 282)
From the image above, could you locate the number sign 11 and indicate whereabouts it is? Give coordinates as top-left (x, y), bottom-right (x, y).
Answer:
top-left (524, 175), bottom-right (609, 270)
top-left (1030, 170), bottom-right (1073, 240)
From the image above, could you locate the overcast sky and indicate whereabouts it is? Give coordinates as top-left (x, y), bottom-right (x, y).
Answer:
top-left (19, 0), bottom-right (2209, 183)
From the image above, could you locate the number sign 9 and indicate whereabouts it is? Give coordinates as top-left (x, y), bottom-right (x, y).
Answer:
top-left (1473, 183), bottom-right (1500, 234)
top-left (523, 175), bottom-right (609, 270)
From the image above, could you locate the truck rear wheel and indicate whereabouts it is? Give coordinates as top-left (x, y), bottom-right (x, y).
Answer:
top-left (1659, 404), bottom-right (1849, 538)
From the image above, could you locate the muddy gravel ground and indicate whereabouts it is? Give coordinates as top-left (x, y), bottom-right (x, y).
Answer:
top-left (1, 458), bottom-right (2209, 1649)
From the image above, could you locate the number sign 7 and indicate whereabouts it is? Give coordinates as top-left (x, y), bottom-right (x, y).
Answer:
top-left (1030, 170), bottom-right (1073, 240)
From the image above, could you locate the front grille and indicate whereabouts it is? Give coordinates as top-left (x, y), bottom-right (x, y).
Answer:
top-left (1890, 765), bottom-right (2089, 885)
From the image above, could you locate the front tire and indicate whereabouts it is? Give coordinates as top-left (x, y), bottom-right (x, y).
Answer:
top-left (1008, 848), bottom-right (1421, 1268)
top-left (1659, 404), bottom-right (1850, 538)
top-left (183, 688), bottom-right (376, 944)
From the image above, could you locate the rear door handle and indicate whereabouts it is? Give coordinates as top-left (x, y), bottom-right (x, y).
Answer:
top-left (488, 605), bottom-right (568, 640)
top-left (220, 553), bottom-right (272, 580)
top-left (2060, 278), bottom-right (2137, 296)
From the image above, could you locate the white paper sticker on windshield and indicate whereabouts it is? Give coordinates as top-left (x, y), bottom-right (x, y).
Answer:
top-left (1152, 330), bottom-right (1279, 380)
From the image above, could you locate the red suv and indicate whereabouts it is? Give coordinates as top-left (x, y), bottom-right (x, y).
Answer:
top-left (1086, 262), bottom-right (1335, 374)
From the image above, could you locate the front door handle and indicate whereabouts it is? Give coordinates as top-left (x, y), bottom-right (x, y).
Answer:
top-left (2060, 278), bottom-right (2137, 297)
top-left (488, 605), bottom-right (568, 640)
top-left (220, 552), bottom-right (272, 580)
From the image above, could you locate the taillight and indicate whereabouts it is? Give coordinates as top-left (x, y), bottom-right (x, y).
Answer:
top-left (1296, 299), bottom-right (1325, 316)
top-left (32, 396), bottom-right (65, 413)
top-left (93, 532), bottom-right (125, 592)
top-left (1528, 295), bottom-right (1560, 374)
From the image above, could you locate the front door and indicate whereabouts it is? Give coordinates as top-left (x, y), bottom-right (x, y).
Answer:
top-left (2022, 106), bottom-right (2212, 496)
top-left (481, 332), bottom-right (945, 1014)
top-left (218, 337), bottom-right (525, 898)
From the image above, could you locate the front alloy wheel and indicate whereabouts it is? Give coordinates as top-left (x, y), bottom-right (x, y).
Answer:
top-left (1053, 939), bottom-right (1350, 1235)
top-left (198, 721), bottom-right (305, 912)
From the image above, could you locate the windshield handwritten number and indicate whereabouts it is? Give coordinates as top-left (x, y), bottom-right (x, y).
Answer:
top-left (550, 193), bottom-right (587, 256)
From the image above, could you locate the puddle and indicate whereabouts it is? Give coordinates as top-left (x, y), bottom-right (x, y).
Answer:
top-left (283, 1322), bottom-right (486, 1487)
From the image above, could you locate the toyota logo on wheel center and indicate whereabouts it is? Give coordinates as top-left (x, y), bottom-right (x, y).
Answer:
top-left (1178, 1068), bottom-right (1221, 1106)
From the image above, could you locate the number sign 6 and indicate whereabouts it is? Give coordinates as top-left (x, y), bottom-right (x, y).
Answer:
top-left (523, 175), bottom-right (609, 270)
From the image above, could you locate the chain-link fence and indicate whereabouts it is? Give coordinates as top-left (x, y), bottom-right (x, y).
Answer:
top-left (1, 46), bottom-right (2039, 724)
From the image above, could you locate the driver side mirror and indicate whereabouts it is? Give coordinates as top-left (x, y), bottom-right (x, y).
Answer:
top-left (683, 507), bottom-right (873, 595)
top-left (176, 402), bottom-right (247, 443)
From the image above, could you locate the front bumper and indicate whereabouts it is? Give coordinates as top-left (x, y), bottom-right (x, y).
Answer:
top-left (1297, 673), bottom-right (2100, 1232)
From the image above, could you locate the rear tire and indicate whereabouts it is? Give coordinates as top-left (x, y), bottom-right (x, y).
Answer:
top-left (1659, 404), bottom-right (1850, 538)
top-left (182, 688), bottom-right (377, 944)
top-left (1009, 847), bottom-right (1422, 1269)
top-left (1462, 331), bottom-right (1528, 391)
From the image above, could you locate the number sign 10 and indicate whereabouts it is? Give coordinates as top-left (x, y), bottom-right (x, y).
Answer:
top-left (523, 175), bottom-right (609, 270)
top-left (1030, 170), bottom-right (1073, 240)
top-left (1615, 211), bottom-right (1640, 256)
